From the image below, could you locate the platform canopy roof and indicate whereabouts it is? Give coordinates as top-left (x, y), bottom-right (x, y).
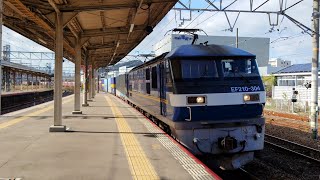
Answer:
top-left (3, 0), bottom-right (177, 67)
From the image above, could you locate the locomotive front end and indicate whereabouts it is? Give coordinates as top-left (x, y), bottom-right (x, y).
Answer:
top-left (166, 44), bottom-right (266, 169)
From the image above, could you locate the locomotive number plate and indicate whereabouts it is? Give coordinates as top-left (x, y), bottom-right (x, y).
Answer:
top-left (230, 86), bottom-right (261, 92)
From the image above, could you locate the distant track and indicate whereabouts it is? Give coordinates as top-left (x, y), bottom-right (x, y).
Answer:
top-left (2, 97), bottom-right (53, 114)
top-left (1, 92), bottom-right (73, 114)
top-left (265, 134), bottom-right (320, 163)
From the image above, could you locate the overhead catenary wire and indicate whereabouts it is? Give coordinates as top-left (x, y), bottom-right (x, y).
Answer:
top-left (184, 3), bottom-right (211, 28)
top-left (139, 15), bottom-right (176, 51)
top-left (191, 11), bottom-right (219, 29)
top-left (124, 0), bottom-right (311, 65)
top-left (127, 10), bottom-right (177, 61)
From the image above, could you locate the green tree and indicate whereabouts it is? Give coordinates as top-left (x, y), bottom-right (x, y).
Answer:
top-left (262, 75), bottom-right (277, 97)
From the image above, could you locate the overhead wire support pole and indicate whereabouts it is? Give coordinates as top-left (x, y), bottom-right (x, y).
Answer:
top-left (222, 0), bottom-right (238, 11)
top-left (204, 0), bottom-right (219, 10)
top-left (236, 28), bottom-right (239, 48)
top-left (253, 0), bottom-right (270, 12)
top-left (175, 0), bottom-right (313, 36)
top-left (178, 1), bottom-right (190, 10)
top-left (282, 0), bottom-right (304, 12)
top-left (310, 0), bottom-right (319, 139)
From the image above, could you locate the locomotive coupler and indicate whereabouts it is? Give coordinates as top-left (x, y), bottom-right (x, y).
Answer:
top-left (218, 136), bottom-right (237, 151)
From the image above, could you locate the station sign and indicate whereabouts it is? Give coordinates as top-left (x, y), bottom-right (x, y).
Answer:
top-left (119, 66), bottom-right (127, 75)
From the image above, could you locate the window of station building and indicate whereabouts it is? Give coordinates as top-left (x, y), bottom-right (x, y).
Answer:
top-left (151, 66), bottom-right (158, 89)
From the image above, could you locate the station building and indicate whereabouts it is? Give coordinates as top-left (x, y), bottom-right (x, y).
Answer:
top-left (272, 63), bottom-right (316, 102)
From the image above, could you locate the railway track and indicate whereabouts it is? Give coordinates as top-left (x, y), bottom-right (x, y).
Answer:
top-left (1, 97), bottom-right (53, 114)
top-left (265, 134), bottom-right (320, 163)
top-left (212, 167), bottom-right (259, 180)
top-left (1, 92), bottom-right (73, 114)
top-left (239, 168), bottom-right (260, 180)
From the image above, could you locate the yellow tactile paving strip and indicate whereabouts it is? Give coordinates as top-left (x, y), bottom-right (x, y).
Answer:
top-left (0, 98), bottom-right (74, 129)
top-left (105, 96), bottom-right (159, 180)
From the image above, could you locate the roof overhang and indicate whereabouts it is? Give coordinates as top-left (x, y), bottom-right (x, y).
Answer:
top-left (273, 72), bottom-right (313, 76)
top-left (1, 60), bottom-right (50, 75)
top-left (3, 0), bottom-right (178, 68)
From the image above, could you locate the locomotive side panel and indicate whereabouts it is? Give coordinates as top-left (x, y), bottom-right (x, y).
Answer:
top-left (129, 64), bottom-right (162, 116)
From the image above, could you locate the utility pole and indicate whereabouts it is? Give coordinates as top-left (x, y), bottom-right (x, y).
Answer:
top-left (236, 28), bottom-right (239, 48)
top-left (311, 0), bottom-right (319, 139)
top-left (0, 0), bottom-right (3, 115)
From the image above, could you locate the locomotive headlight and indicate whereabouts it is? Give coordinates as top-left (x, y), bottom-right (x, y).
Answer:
top-left (243, 94), bottom-right (251, 101)
top-left (187, 96), bottom-right (206, 104)
top-left (243, 94), bottom-right (260, 102)
top-left (196, 97), bottom-right (205, 103)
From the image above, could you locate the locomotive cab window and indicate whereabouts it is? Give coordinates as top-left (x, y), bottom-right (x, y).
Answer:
top-left (171, 59), bottom-right (218, 81)
top-left (171, 58), bottom-right (260, 82)
top-left (182, 60), bottom-right (218, 79)
top-left (222, 59), bottom-right (259, 78)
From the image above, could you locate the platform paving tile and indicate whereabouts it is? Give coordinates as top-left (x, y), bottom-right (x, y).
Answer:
top-left (107, 95), bottom-right (196, 180)
top-left (0, 94), bottom-right (131, 180)
top-left (0, 93), bottom-right (214, 180)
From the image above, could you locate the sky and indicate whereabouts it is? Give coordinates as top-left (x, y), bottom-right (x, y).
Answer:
top-left (2, 26), bottom-right (75, 76)
top-left (128, 0), bottom-right (314, 65)
top-left (1, 0), bottom-right (314, 71)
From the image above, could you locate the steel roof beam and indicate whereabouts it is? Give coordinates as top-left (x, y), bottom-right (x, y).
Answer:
top-left (100, 11), bottom-right (106, 30)
top-left (58, 0), bottom-right (176, 12)
top-left (80, 25), bottom-right (145, 37)
top-left (87, 42), bottom-right (132, 50)
top-left (7, 0), bottom-right (76, 59)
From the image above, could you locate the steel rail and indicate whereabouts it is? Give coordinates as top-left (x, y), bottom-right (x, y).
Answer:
top-left (265, 134), bottom-right (320, 163)
top-left (265, 134), bottom-right (320, 153)
top-left (239, 168), bottom-right (260, 180)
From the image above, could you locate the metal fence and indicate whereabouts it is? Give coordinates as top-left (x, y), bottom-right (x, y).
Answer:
top-left (272, 86), bottom-right (312, 102)
top-left (265, 98), bottom-right (310, 114)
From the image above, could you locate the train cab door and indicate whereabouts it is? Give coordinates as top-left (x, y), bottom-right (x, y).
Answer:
top-left (145, 68), bottom-right (151, 94)
top-left (159, 62), bottom-right (167, 116)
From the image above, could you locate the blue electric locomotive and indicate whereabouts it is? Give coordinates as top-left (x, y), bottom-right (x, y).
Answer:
top-left (115, 44), bottom-right (265, 169)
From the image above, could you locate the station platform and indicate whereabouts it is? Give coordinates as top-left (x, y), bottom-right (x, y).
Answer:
top-left (1, 89), bottom-right (52, 96)
top-left (0, 93), bottom-right (220, 180)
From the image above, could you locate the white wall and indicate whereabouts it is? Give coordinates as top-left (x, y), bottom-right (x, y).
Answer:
top-left (259, 65), bottom-right (285, 76)
top-left (154, 34), bottom-right (270, 67)
top-left (269, 58), bottom-right (291, 67)
top-left (272, 86), bottom-right (313, 102)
